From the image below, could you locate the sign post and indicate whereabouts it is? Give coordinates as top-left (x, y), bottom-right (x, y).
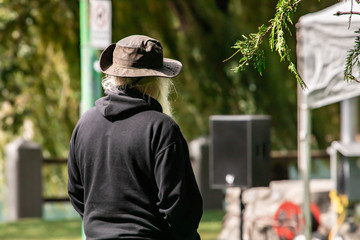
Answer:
top-left (90, 0), bottom-right (112, 50)
top-left (80, 0), bottom-right (111, 116)
top-left (79, 0), bottom-right (112, 239)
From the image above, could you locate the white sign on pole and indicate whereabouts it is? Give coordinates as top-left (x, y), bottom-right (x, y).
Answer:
top-left (90, 0), bottom-right (112, 49)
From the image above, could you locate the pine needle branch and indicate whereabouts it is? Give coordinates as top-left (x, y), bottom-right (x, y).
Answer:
top-left (345, 29), bottom-right (360, 83)
top-left (225, 0), bottom-right (306, 88)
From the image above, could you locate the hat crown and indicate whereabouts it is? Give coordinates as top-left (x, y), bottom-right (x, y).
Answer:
top-left (99, 34), bottom-right (182, 78)
top-left (114, 35), bottom-right (163, 69)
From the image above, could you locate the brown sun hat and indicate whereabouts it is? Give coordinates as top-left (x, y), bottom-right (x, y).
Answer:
top-left (99, 35), bottom-right (182, 78)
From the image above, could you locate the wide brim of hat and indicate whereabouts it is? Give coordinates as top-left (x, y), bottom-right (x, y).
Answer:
top-left (99, 43), bottom-right (182, 78)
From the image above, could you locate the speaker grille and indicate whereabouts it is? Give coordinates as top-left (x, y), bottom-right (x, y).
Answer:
top-left (210, 115), bottom-right (271, 188)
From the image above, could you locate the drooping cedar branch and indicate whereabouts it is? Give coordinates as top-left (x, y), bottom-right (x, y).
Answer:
top-left (225, 0), bottom-right (306, 88)
top-left (227, 0), bottom-right (360, 89)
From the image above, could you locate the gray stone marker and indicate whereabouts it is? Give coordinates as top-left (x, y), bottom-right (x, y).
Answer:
top-left (189, 137), bottom-right (223, 210)
top-left (6, 138), bottom-right (43, 221)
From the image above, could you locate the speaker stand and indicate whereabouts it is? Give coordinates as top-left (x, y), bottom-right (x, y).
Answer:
top-left (240, 187), bottom-right (246, 240)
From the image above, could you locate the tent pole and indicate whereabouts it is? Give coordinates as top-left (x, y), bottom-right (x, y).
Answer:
top-left (339, 0), bottom-right (358, 142)
top-left (340, 97), bottom-right (358, 143)
top-left (299, 102), bottom-right (311, 240)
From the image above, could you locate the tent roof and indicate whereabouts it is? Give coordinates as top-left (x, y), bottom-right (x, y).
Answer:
top-left (297, 1), bottom-right (360, 109)
top-left (299, 2), bottom-right (360, 26)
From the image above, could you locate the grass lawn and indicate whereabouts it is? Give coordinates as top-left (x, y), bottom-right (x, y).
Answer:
top-left (198, 210), bottom-right (224, 240)
top-left (0, 210), bottom-right (224, 240)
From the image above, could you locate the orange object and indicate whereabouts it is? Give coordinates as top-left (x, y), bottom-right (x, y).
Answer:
top-left (274, 201), bottom-right (303, 240)
top-left (273, 201), bottom-right (321, 240)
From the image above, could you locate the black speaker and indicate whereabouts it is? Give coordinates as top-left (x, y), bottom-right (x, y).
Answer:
top-left (209, 115), bottom-right (271, 189)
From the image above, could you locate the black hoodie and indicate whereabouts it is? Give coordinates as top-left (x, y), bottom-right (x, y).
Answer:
top-left (68, 89), bottom-right (203, 240)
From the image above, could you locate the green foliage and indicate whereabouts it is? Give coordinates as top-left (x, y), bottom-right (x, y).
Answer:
top-left (229, 0), bottom-right (360, 89)
top-left (345, 29), bottom-right (360, 82)
top-left (228, 0), bottom-right (306, 89)
top-left (0, 0), bottom-right (344, 219)
top-left (0, 0), bottom-right (80, 158)
top-left (0, 0), bottom-right (341, 176)
top-left (0, 0), bottom-right (80, 199)
top-left (226, 25), bottom-right (268, 75)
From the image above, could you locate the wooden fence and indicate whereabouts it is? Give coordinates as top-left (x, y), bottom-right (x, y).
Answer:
top-left (44, 150), bottom-right (330, 203)
top-left (43, 157), bottom-right (69, 203)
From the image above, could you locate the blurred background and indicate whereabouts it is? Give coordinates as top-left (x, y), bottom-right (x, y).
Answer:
top-left (0, 0), bottom-right (343, 239)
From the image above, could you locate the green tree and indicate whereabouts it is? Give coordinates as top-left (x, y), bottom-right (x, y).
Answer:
top-left (0, 0), bottom-right (340, 166)
top-left (0, 0), bottom-right (344, 203)
top-left (228, 0), bottom-right (360, 85)
top-left (0, 0), bottom-right (80, 159)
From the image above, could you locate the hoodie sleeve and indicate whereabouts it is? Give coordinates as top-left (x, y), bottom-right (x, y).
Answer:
top-left (67, 130), bottom-right (84, 218)
top-left (154, 125), bottom-right (203, 240)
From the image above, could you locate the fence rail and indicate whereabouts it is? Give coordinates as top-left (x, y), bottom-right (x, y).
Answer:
top-left (43, 157), bottom-right (69, 203)
top-left (43, 158), bottom-right (67, 164)
top-left (270, 150), bottom-right (328, 160)
top-left (42, 151), bottom-right (330, 202)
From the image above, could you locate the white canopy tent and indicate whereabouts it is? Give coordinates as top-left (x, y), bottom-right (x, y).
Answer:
top-left (296, 1), bottom-right (360, 238)
top-left (297, 2), bottom-right (360, 108)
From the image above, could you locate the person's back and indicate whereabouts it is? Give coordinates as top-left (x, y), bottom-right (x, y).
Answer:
top-left (68, 35), bottom-right (203, 240)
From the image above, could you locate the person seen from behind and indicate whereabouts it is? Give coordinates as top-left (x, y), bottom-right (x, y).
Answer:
top-left (67, 35), bottom-right (203, 240)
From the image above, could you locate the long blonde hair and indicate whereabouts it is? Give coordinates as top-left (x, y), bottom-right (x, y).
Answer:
top-left (101, 76), bottom-right (174, 116)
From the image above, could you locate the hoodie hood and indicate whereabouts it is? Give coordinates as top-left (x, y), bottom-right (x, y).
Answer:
top-left (95, 89), bottom-right (162, 119)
